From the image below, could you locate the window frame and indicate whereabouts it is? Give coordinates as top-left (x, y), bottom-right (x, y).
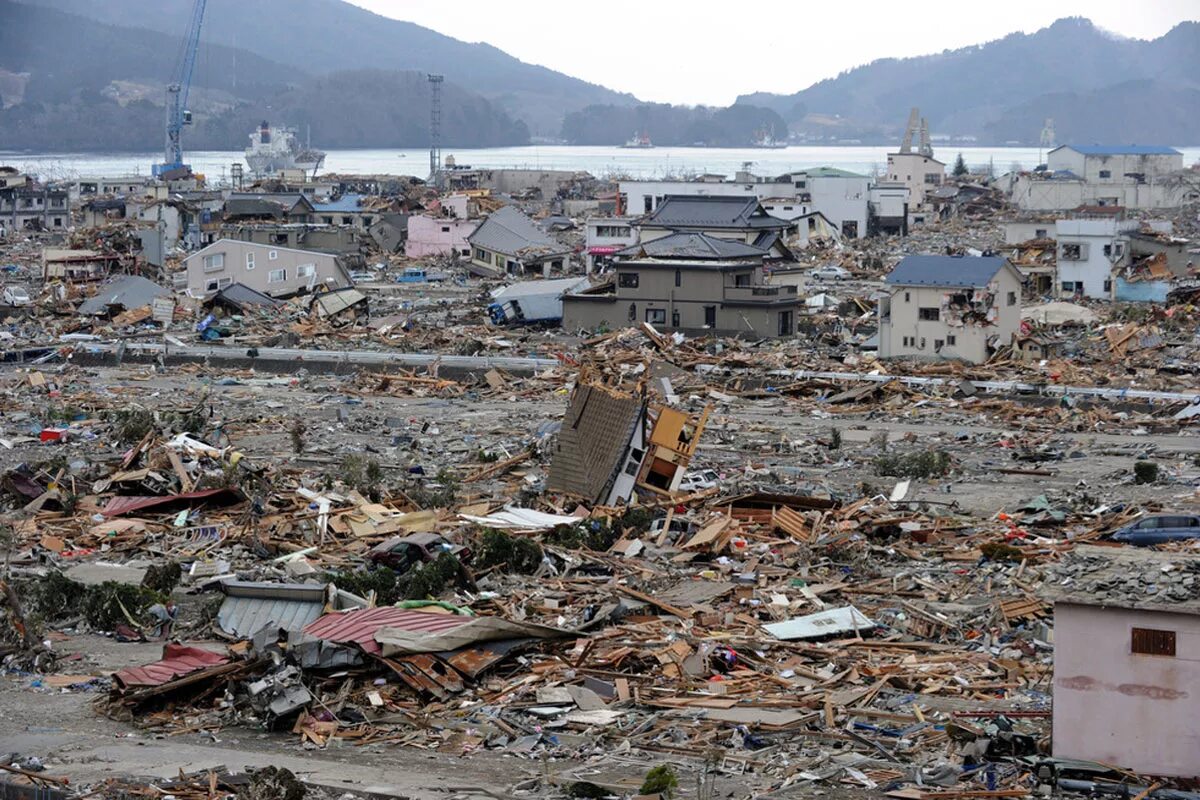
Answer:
top-left (267, 268), bottom-right (287, 284)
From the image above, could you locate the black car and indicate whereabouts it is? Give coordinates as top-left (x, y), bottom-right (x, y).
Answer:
top-left (1111, 514), bottom-right (1200, 546)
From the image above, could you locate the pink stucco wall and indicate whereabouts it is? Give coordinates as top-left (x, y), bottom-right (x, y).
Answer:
top-left (406, 215), bottom-right (477, 258)
top-left (1053, 603), bottom-right (1200, 777)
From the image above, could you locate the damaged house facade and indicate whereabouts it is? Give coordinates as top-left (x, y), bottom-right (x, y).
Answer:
top-left (1056, 210), bottom-right (1137, 300)
top-left (547, 378), bottom-right (710, 506)
top-left (466, 205), bottom-right (571, 277)
top-left (878, 254), bottom-right (1023, 364)
top-left (182, 239), bottom-right (352, 298)
top-left (562, 231), bottom-right (800, 337)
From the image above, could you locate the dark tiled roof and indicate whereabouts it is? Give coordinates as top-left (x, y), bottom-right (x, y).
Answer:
top-left (547, 384), bottom-right (643, 503)
top-left (213, 283), bottom-right (284, 309)
top-left (616, 232), bottom-right (766, 260)
top-left (224, 198), bottom-right (287, 219)
top-left (884, 255), bottom-right (1010, 288)
top-left (645, 195), bottom-right (788, 230)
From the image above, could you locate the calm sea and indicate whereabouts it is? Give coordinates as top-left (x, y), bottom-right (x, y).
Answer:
top-left (3, 144), bottom-right (1199, 183)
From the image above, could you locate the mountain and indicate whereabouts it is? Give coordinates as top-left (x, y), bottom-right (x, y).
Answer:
top-left (19, 0), bottom-right (636, 136)
top-left (737, 18), bottom-right (1200, 144)
top-left (0, 1), bottom-right (529, 151)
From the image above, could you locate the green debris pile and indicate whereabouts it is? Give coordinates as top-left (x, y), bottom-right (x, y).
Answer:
top-left (474, 528), bottom-right (543, 574)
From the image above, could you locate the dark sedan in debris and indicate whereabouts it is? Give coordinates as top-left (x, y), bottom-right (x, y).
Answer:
top-left (1110, 514), bottom-right (1200, 546)
top-left (367, 532), bottom-right (473, 572)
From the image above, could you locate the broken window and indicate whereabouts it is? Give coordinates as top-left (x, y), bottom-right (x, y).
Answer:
top-left (441, 226), bottom-right (450, 233)
top-left (1099, 170), bottom-right (1111, 179)
top-left (296, 264), bottom-right (316, 278)
top-left (1035, 228), bottom-right (1047, 238)
top-left (1061, 243), bottom-right (1083, 260)
top-left (934, 339), bottom-right (945, 350)
top-left (1104, 279), bottom-right (1113, 293)
top-left (618, 272), bottom-right (639, 288)
top-left (1007, 291), bottom-right (1016, 307)
top-left (628, 303), bottom-right (637, 322)
top-left (1131, 627), bottom-right (1175, 657)
top-left (643, 196), bottom-right (653, 213)
top-left (904, 292), bottom-right (910, 303)
top-left (734, 273), bottom-right (751, 287)
top-left (918, 307), bottom-right (940, 321)
top-left (704, 306), bottom-right (716, 328)
top-left (645, 308), bottom-right (666, 325)
top-left (947, 334), bottom-right (956, 346)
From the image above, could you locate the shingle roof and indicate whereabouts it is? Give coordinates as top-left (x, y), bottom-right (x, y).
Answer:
top-left (884, 255), bottom-right (1010, 288)
top-left (1057, 145), bottom-right (1181, 156)
top-left (547, 384), bottom-right (643, 503)
top-left (78, 275), bottom-right (171, 315)
top-left (645, 195), bottom-right (788, 230)
top-left (468, 206), bottom-right (569, 258)
top-left (1043, 545), bottom-right (1200, 616)
top-left (616, 232), bottom-right (766, 260)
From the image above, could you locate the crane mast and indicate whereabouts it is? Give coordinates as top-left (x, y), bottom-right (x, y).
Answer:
top-left (154, 0), bottom-right (207, 177)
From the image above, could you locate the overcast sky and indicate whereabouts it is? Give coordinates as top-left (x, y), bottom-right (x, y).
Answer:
top-left (347, 0), bottom-right (1197, 105)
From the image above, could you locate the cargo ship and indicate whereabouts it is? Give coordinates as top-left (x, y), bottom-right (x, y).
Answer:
top-left (244, 121), bottom-right (326, 177)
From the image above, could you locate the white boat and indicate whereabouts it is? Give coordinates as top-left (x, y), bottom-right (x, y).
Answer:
top-left (244, 121), bottom-right (326, 177)
top-left (621, 130), bottom-right (654, 149)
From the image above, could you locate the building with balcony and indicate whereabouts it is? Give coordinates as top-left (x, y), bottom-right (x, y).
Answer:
top-left (561, 231), bottom-right (800, 338)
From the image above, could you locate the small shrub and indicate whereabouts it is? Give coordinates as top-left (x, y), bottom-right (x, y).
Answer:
top-left (1133, 460), bottom-right (1159, 485)
top-left (110, 407), bottom-right (156, 444)
top-left (875, 450), bottom-right (952, 479)
top-left (290, 420), bottom-right (305, 454)
top-left (475, 529), bottom-right (543, 574)
top-left (403, 551), bottom-right (463, 599)
top-left (828, 427), bottom-right (842, 451)
top-left (141, 562), bottom-right (182, 595)
top-left (869, 430), bottom-right (889, 450)
top-left (476, 449), bottom-right (499, 463)
top-left (83, 581), bottom-right (162, 631)
top-left (640, 764), bottom-right (679, 799)
top-left (406, 468), bottom-right (459, 509)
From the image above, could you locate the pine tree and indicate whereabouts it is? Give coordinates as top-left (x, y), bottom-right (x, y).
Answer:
top-left (952, 153), bottom-right (968, 177)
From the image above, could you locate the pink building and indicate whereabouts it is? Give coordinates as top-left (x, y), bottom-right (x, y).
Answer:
top-left (1048, 546), bottom-right (1200, 778)
top-left (405, 214), bottom-right (478, 259)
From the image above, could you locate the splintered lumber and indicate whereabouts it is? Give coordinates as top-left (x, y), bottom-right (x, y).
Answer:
top-left (615, 585), bottom-right (691, 619)
top-left (463, 449), bottom-right (533, 483)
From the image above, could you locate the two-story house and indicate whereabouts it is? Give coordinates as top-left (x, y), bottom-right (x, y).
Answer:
top-left (584, 217), bottom-right (638, 271)
top-left (182, 239), bottom-right (352, 298)
top-left (878, 255), bottom-right (1024, 364)
top-left (1, 185), bottom-right (69, 231)
top-left (561, 231), bottom-right (800, 338)
top-left (1056, 208), bottom-right (1137, 299)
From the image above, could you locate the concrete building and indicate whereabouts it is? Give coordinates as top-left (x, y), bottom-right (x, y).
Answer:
top-left (884, 108), bottom-right (944, 216)
top-left (405, 214), bottom-right (477, 259)
top-left (790, 167), bottom-right (870, 238)
top-left (1002, 220), bottom-right (1056, 245)
top-left (878, 255), bottom-right (1023, 364)
top-left (561, 231), bottom-right (800, 338)
top-left (620, 176), bottom-right (794, 217)
top-left (42, 248), bottom-right (122, 281)
top-left (1005, 145), bottom-right (1194, 211)
top-left (0, 184), bottom-right (69, 231)
top-left (467, 206), bottom-right (571, 277)
top-left (182, 239), bottom-right (351, 298)
top-left (220, 224), bottom-right (366, 256)
top-left (867, 183), bottom-right (909, 236)
top-left (224, 193), bottom-right (315, 224)
top-left (70, 175), bottom-right (155, 201)
top-left (1056, 212), bottom-right (1137, 299)
top-left (1047, 546), bottom-right (1200, 778)
top-left (312, 193), bottom-right (386, 231)
top-left (584, 217), bottom-right (638, 271)
top-left (1047, 145), bottom-right (1184, 182)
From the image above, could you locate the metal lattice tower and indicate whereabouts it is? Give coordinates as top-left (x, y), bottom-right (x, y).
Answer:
top-left (428, 74), bottom-right (444, 181)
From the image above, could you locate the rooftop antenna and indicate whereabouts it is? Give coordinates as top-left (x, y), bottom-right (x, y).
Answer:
top-left (427, 73), bottom-right (444, 183)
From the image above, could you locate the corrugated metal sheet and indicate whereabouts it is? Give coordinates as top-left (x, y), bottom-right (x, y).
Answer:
top-left (303, 606), bottom-right (470, 655)
top-left (101, 487), bottom-right (242, 517)
top-left (112, 643), bottom-right (229, 689)
top-left (217, 581), bottom-right (328, 638)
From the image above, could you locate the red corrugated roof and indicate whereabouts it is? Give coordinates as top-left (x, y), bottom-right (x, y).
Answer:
top-left (303, 607), bottom-right (470, 655)
top-left (102, 487), bottom-right (242, 517)
top-left (112, 643), bottom-right (229, 689)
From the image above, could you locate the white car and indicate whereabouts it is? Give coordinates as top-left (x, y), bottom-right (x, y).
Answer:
top-left (678, 469), bottom-right (720, 492)
top-left (349, 271), bottom-right (378, 283)
top-left (809, 265), bottom-right (850, 281)
top-left (3, 286), bottom-right (31, 306)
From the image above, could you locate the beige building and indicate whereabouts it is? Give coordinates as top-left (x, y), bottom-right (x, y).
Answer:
top-left (562, 232), bottom-right (799, 338)
top-left (182, 239), bottom-right (351, 298)
top-left (878, 255), bottom-right (1023, 364)
top-left (886, 152), bottom-right (945, 209)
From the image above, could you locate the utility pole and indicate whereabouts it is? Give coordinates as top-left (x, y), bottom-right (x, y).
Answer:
top-left (427, 73), bottom-right (444, 184)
